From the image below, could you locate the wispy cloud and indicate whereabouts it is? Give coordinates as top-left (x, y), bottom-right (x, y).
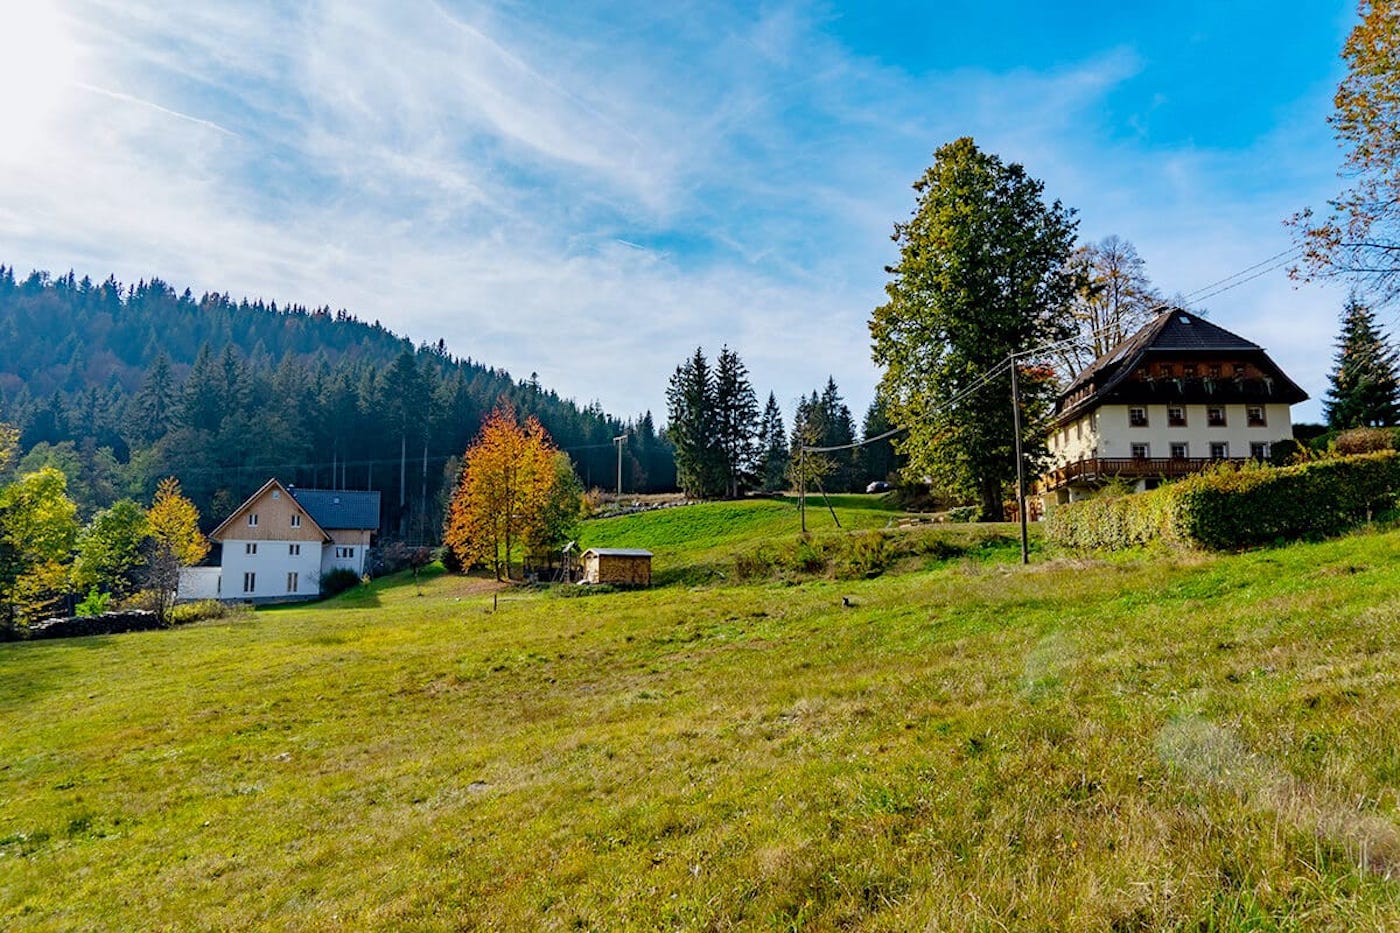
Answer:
top-left (0, 0), bottom-right (1353, 423)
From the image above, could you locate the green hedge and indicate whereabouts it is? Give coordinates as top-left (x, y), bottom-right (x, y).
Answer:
top-left (1046, 451), bottom-right (1400, 551)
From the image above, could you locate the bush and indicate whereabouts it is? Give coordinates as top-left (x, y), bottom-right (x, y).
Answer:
top-left (1269, 438), bottom-right (1306, 466)
top-left (436, 545), bottom-right (463, 574)
top-left (1047, 451), bottom-right (1400, 551)
top-left (1333, 426), bottom-right (1397, 455)
top-left (75, 587), bottom-right (112, 617)
top-left (168, 600), bottom-right (249, 626)
top-left (320, 567), bottom-right (363, 597)
top-left (946, 505), bottom-right (979, 523)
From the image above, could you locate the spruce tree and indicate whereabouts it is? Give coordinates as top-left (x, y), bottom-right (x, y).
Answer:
top-left (1325, 296), bottom-right (1400, 428)
top-left (712, 346), bottom-right (760, 498)
top-left (665, 348), bottom-right (724, 498)
top-left (756, 393), bottom-right (789, 492)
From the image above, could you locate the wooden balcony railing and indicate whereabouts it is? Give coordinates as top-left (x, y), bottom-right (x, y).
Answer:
top-left (1039, 456), bottom-right (1249, 491)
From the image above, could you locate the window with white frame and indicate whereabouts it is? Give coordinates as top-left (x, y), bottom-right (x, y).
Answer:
top-left (1170, 442), bottom-right (1188, 459)
top-left (291, 513), bottom-right (301, 527)
top-left (248, 513), bottom-right (258, 526)
top-left (1131, 443), bottom-right (1149, 460)
top-left (1129, 407), bottom-right (1148, 427)
top-left (336, 546), bottom-right (355, 559)
top-left (1207, 407), bottom-right (1227, 427)
top-left (243, 572), bottom-right (255, 593)
top-left (1210, 442), bottom-right (1229, 459)
top-left (1246, 406), bottom-right (1266, 427)
top-left (245, 542), bottom-right (257, 555)
top-left (1250, 442), bottom-right (1269, 460)
top-left (1167, 406), bottom-right (1186, 427)
top-left (289, 543), bottom-right (300, 556)
top-left (287, 572), bottom-right (298, 593)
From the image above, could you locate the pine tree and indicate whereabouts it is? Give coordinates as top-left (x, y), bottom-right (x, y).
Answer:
top-left (665, 348), bottom-right (725, 498)
top-left (1325, 296), bottom-right (1400, 428)
top-left (756, 393), bottom-right (789, 492)
top-left (712, 346), bottom-right (760, 498)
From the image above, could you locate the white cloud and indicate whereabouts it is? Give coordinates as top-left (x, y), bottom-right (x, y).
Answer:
top-left (0, 0), bottom-right (1353, 428)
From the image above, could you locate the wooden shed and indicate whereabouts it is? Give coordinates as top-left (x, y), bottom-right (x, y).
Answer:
top-left (579, 548), bottom-right (653, 586)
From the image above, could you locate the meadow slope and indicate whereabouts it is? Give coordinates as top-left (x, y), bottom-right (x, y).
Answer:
top-left (3, 517), bottom-right (1400, 929)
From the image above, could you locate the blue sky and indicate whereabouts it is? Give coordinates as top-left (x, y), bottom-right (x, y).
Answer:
top-left (0, 1), bottom-right (1360, 424)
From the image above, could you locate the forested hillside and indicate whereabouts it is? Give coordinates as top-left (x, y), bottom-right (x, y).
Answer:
top-left (0, 265), bottom-right (676, 539)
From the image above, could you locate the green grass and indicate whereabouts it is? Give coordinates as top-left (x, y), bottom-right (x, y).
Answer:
top-left (578, 494), bottom-right (1017, 583)
top-left (4, 521), bottom-right (1400, 928)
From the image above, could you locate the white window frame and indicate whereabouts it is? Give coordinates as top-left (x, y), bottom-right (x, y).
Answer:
top-left (1210, 441), bottom-right (1229, 459)
top-left (1130, 443), bottom-right (1150, 460)
top-left (245, 542), bottom-right (257, 555)
top-left (289, 543), bottom-right (300, 556)
top-left (248, 513), bottom-right (258, 527)
top-left (242, 571), bottom-right (255, 593)
top-left (291, 514), bottom-right (301, 528)
top-left (1170, 442), bottom-right (1188, 459)
top-left (287, 572), bottom-right (298, 593)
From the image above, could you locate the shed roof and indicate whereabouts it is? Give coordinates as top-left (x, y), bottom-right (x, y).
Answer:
top-left (582, 548), bottom-right (653, 558)
top-left (289, 487), bottom-right (381, 530)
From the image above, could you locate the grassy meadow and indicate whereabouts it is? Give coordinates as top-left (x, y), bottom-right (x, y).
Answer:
top-left (4, 500), bottom-right (1400, 929)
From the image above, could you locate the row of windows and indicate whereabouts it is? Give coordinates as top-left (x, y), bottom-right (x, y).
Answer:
top-left (1129, 442), bottom-right (1269, 460)
top-left (246, 512), bottom-right (305, 527)
top-left (240, 572), bottom-right (300, 594)
top-left (245, 543), bottom-right (304, 556)
top-left (1128, 405), bottom-right (1266, 428)
top-left (1142, 363), bottom-right (1248, 380)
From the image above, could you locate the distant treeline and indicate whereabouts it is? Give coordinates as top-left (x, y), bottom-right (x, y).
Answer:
top-left (0, 265), bottom-right (677, 539)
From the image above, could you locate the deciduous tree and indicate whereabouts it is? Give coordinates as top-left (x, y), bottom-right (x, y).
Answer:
top-left (870, 137), bottom-right (1080, 519)
top-left (73, 499), bottom-right (150, 598)
top-left (1058, 236), bottom-right (1162, 377)
top-left (0, 467), bottom-right (79, 629)
top-left (1291, 0), bottom-right (1400, 301)
top-left (443, 406), bottom-right (561, 580)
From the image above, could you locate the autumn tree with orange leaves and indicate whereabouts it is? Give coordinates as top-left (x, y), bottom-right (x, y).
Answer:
top-left (444, 406), bottom-right (562, 580)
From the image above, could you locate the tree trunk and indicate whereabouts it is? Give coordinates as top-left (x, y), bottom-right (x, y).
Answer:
top-left (979, 477), bottom-right (1002, 523)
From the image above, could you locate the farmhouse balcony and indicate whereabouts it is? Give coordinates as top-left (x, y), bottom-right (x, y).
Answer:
top-left (1039, 456), bottom-right (1249, 492)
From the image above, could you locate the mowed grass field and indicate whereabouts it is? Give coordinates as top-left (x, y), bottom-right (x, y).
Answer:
top-left (4, 505), bottom-right (1400, 929)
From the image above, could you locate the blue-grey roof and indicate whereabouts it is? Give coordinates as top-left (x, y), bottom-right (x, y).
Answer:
top-left (289, 488), bottom-right (381, 530)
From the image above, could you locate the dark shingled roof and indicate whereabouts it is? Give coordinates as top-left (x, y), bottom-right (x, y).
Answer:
top-left (1056, 308), bottom-right (1307, 423)
top-left (289, 488), bottom-right (381, 530)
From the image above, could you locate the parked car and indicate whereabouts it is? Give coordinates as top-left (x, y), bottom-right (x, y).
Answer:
top-left (865, 481), bottom-right (892, 493)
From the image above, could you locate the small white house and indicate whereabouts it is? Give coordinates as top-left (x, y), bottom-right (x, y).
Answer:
top-left (179, 478), bottom-right (381, 602)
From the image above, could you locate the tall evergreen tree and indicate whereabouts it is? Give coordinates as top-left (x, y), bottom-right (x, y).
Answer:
top-left (712, 346), bottom-right (760, 498)
top-left (665, 348), bottom-right (724, 498)
top-left (1325, 296), bottom-right (1400, 428)
top-left (756, 392), bottom-right (789, 493)
top-left (858, 396), bottom-right (901, 486)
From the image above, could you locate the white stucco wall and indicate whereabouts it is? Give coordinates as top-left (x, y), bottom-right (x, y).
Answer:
top-left (220, 537), bottom-right (325, 599)
top-left (176, 566), bottom-right (223, 602)
top-left (1050, 402), bottom-right (1294, 465)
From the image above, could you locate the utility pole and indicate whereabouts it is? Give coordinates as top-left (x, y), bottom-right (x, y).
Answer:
top-left (613, 433), bottom-right (628, 499)
top-left (1010, 356), bottom-right (1029, 565)
top-left (799, 446), bottom-right (807, 533)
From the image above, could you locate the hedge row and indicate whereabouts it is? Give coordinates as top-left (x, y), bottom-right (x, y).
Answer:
top-left (1046, 451), bottom-right (1400, 551)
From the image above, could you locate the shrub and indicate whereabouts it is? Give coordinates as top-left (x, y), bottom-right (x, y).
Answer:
top-left (75, 587), bottom-right (112, 617)
top-left (169, 600), bottom-right (250, 626)
top-left (320, 568), bottom-right (363, 597)
top-left (1333, 426), bottom-right (1396, 455)
top-left (1047, 452), bottom-right (1400, 551)
top-left (946, 505), bottom-right (979, 523)
top-left (1268, 438), bottom-right (1306, 466)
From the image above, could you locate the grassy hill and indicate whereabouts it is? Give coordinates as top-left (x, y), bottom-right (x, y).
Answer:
top-left (4, 512), bottom-right (1400, 928)
top-left (578, 494), bottom-right (1023, 583)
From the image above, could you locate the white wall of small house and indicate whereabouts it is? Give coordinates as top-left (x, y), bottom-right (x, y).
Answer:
top-left (1049, 402), bottom-right (1294, 465)
top-left (220, 538), bottom-right (325, 599)
top-left (320, 530), bottom-right (371, 579)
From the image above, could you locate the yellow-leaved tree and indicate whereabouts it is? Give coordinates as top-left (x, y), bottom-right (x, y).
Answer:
top-left (145, 477), bottom-right (209, 619)
top-left (444, 405), bottom-right (559, 580)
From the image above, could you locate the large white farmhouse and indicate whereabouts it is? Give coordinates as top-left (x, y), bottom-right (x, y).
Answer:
top-left (1040, 309), bottom-right (1309, 507)
top-left (179, 478), bottom-right (381, 602)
